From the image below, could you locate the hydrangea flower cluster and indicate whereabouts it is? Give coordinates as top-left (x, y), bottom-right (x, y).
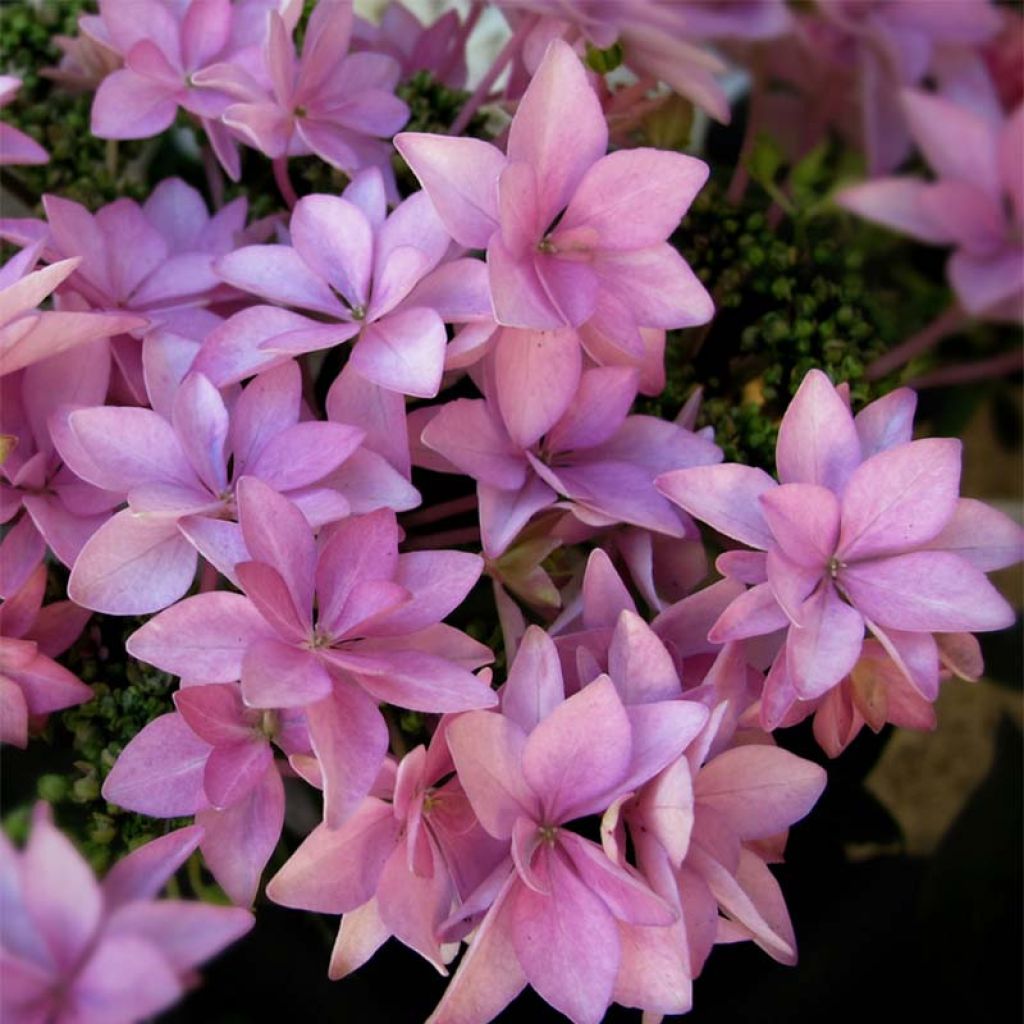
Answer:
top-left (1, 2), bottom-right (1021, 1022)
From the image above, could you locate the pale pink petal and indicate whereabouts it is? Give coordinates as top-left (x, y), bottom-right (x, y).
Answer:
top-left (245, 421), bottom-right (364, 491)
top-left (478, 476), bottom-right (557, 558)
top-left (657, 464), bottom-right (776, 549)
top-left (760, 483), bottom-right (840, 569)
top-left (838, 438), bottom-right (961, 560)
top-left (67, 510), bottom-right (198, 615)
top-left (91, 68), bottom-right (179, 139)
top-left (393, 134), bottom-right (503, 248)
top-left (215, 244), bottom-right (347, 316)
top-left (350, 307), bottom-right (447, 398)
top-left (786, 585), bottom-right (864, 699)
top-left (776, 369), bottom-right (861, 491)
top-left (836, 177), bottom-right (952, 244)
top-left (926, 497), bottom-right (1024, 571)
top-left (854, 387), bottom-right (917, 458)
top-left (707, 583), bottom-right (789, 643)
top-left (126, 592), bottom-right (274, 681)
top-left (203, 739), bottom-right (273, 809)
top-left (101, 713), bottom-right (210, 817)
top-left (102, 825), bottom-right (204, 910)
top-left (307, 681), bottom-right (389, 828)
top-left (197, 765), bottom-right (285, 907)
top-left (290, 195), bottom-right (373, 310)
top-left (329, 900), bottom-right (389, 980)
top-left (501, 625), bottom-right (565, 733)
top-left (607, 611), bottom-right (680, 704)
top-left (241, 638), bottom-right (332, 709)
top-left (488, 235), bottom-right (565, 329)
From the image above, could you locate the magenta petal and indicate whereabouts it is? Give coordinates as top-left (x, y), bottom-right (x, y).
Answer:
top-left (446, 711), bottom-right (537, 840)
top-left (501, 625), bottom-right (565, 733)
top-left (246, 421), bottom-right (363, 492)
top-left (776, 370), bottom-right (861, 492)
top-left (102, 713), bottom-right (210, 817)
top-left (657, 464), bottom-right (775, 549)
top-left (126, 592), bottom-right (274, 681)
top-left (488, 236), bottom-right (565, 329)
top-left (786, 585), bottom-right (864, 699)
top-left (838, 438), bottom-right (961, 560)
top-left (307, 682), bottom-right (389, 828)
top-left (707, 583), bottom-right (789, 643)
top-left (512, 844), bottom-right (619, 1024)
top-left (523, 676), bottom-right (631, 824)
top-left (267, 799), bottom-right (400, 912)
top-left (839, 551), bottom-right (1015, 632)
top-left (607, 611), bottom-right (680, 703)
top-left (197, 765), bottom-right (285, 907)
top-left (236, 561), bottom-right (308, 641)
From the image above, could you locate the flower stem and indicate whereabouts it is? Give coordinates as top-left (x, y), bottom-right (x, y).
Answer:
top-left (403, 525), bottom-right (481, 550)
top-left (905, 348), bottom-right (1023, 389)
top-left (866, 303), bottom-right (966, 380)
top-left (272, 156), bottom-right (299, 210)
top-left (403, 493), bottom-right (479, 527)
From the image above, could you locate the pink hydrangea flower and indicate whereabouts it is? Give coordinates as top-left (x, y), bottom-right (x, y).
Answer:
top-left (103, 680), bottom-right (310, 907)
top-left (657, 369), bottom-right (1022, 729)
top-left (267, 720), bottom-right (505, 977)
top-left (0, 564), bottom-right (91, 748)
top-left (838, 91), bottom-right (1024, 320)
top-left (0, 807), bottom-right (252, 1023)
top-left (0, 77), bottom-right (48, 166)
top-left (126, 478), bottom-right (495, 827)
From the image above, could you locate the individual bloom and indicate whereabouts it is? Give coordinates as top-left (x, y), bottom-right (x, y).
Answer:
top-left (0, 76), bottom-right (48, 165)
top-left (0, 564), bottom-right (92, 747)
top-left (0, 181), bottom-right (250, 399)
top-left (397, 38), bottom-right (711, 331)
top-left (420, 365), bottom-right (721, 557)
top-left (838, 92), bottom-right (1024, 319)
top-left (199, 0), bottom-right (408, 190)
top-left (817, 0), bottom-right (1002, 173)
top-left (102, 680), bottom-right (309, 907)
top-left (430, 626), bottom-right (707, 1024)
top-left (0, 343), bottom-right (121, 598)
top-left (0, 241), bottom-right (143, 378)
top-left (352, 1), bottom-right (470, 88)
top-left (602, 708), bottom-right (826, 1013)
top-left (41, 25), bottom-right (122, 92)
top-left (206, 166), bottom-right (473, 402)
top-left (127, 478), bottom-right (495, 828)
top-left (0, 806), bottom-right (252, 1023)
top-left (87, 0), bottom-right (278, 176)
top-left (53, 360), bottom-right (372, 615)
top-left (657, 369), bottom-right (1022, 727)
top-left (267, 720), bottom-right (505, 977)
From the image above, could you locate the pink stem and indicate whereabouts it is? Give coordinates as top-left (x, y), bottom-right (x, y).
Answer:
top-left (198, 560), bottom-right (219, 593)
top-left (272, 156), bottom-right (299, 210)
top-left (904, 349), bottom-right (1023, 389)
top-left (448, 14), bottom-right (539, 136)
top-left (403, 525), bottom-right (481, 550)
top-left (202, 143), bottom-right (225, 210)
top-left (867, 304), bottom-right (967, 380)
top-left (439, 1), bottom-right (483, 84)
top-left (403, 493), bottom-right (479, 527)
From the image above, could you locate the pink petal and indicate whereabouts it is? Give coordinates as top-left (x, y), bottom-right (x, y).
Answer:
top-left (854, 387), bottom-right (917, 458)
top-left (836, 177), bottom-right (952, 244)
top-left (839, 551), bottom-right (1015, 632)
top-left (607, 611), bottom-right (680, 704)
top-left (760, 483), bottom-right (840, 569)
top-left (446, 711), bottom-right (537, 840)
top-left (511, 844), bottom-right (618, 1024)
top-left (242, 638), bottom-right (333, 709)
top-left (126, 592), bottom-right (274, 681)
top-left (290, 195), bottom-right (373, 310)
top-left (393, 134), bottom-right (503, 248)
top-left (67, 510), bottom-right (198, 615)
top-left (215, 244), bottom-right (346, 317)
top-left (229, 361), bottom-right (301, 473)
top-left (102, 713), bottom-right (210, 817)
top-left (558, 149), bottom-right (708, 250)
top-left (307, 682), bottom-right (389, 828)
top-left (523, 675), bottom-right (631, 824)
top-left (507, 39), bottom-right (607, 229)
top-left (246, 421), bottom-right (363, 491)
top-left (657, 464), bottom-right (776, 549)
top-left (487, 236), bottom-right (565, 329)
top-left (102, 825), bottom-right (204, 910)
top-left (197, 765), bottom-right (285, 907)
top-left (350, 307), bottom-right (447, 398)
top-left (776, 369), bottom-right (861, 492)
top-left (501, 625), bottom-right (565, 733)
top-left (90, 67), bottom-right (179, 139)
top-left (267, 799), bottom-right (400, 912)
top-left (838, 438), bottom-right (961, 561)
top-left (786, 585), bottom-right (864, 699)
top-left (203, 739), bottom-right (272, 809)
top-left (478, 476), bottom-right (556, 558)
top-left (926, 497), bottom-right (1024, 571)
top-left (329, 900), bottom-right (389, 980)
top-left (695, 745), bottom-right (826, 838)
